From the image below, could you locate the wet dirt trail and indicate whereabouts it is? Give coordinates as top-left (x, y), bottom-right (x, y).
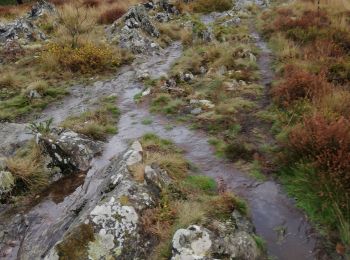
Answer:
top-left (1, 25), bottom-right (324, 260)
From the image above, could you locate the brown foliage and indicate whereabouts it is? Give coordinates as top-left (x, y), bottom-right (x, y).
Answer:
top-left (273, 10), bottom-right (329, 31)
top-left (288, 114), bottom-right (350, 192)
top-left (272, 65), bottom-right (331, 106)
top-left (98, 6), bottom-right (125, 24)
top-left (82, 0), bottom-right (100, 7)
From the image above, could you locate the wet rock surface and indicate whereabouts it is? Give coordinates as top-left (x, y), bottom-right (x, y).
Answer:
top-left (0, 123), bottom-right (31, 157)
top-left (38, 129), bottom-right (104, 173)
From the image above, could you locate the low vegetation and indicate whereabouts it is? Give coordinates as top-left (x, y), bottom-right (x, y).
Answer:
top-left (61, 95), bottom-right (120, 140)
top-left (260, 0), bottom-right (350, 253)
top-left (0, 0), bottom-right (134, 122)
top-left (134, 134), bottom-right (249, 259)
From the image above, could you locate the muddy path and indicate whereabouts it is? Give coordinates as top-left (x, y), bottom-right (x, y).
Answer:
top-left (0, 17), bottom-right (324, 260)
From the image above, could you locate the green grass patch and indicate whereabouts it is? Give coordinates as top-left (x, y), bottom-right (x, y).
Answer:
top-left (61, 96), bottom-right (119, 140)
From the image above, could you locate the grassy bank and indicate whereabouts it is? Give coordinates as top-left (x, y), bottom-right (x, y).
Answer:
top-left (259, 0), bottom-right (350, 255)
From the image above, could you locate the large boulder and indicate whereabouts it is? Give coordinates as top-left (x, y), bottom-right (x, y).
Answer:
top-left (0, 19), bottom-right (46, 45)
top-left (107, 4), bottom-right (161, 54)
top-left (43, 142), bottom-right (166, 259)
top-left (0, 123), bottom-right (31, 157)
top-left (118, 26), bottom-right (160, 54)
top-left (28, 0), bottom-right (56, 20)
top-left (38, 129), bottom-right (104, 173)
top-left (172, 211), bottom-right (260, 260)
top-left (124, 5), bottom-right (159, 37)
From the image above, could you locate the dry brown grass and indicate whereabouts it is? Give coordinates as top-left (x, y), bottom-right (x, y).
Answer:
top-left (6, 143), bottom-right (48, 190)
top-left (129, 163), bottom-right (146, 182)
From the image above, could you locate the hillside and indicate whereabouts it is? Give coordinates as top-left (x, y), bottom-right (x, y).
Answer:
top-left (0, 0), bottom-right (349, 259)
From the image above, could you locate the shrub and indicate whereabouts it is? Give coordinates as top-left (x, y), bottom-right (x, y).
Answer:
top-left (288, 113), bottom-right (350, 193)
top-left (98, 6), bottom-right (125, 24)
top-left (43, 43), bottom-right (120, 74)
top-left (191, 0), bottom-right (232, 13)
top-left (272, 65), bottom-right (331, 107)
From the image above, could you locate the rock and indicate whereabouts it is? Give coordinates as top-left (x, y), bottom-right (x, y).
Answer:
top-left (171, 212), bottom-right (260, 260)
top-left (124, 5), bottom-right (159, 37)
top-left (41, 142), bottom-right (168, 259)
top-left (199, 28), bottom-right (214, 42)
top-left (222, 17), bottom-right (241, 27)
top-left (142, 88), bottom-right (151, 96)
top-left (191, 99), bottom-right (215, 109)
top-left (38, 129), bottom-right (104, 173)
top-left (158, 0), bottom-right (179, 14)
top-left (249, 52), bottom-right (257, 62)
top-left (115, 25), bottom-right (160, 54)
top-left (0, 123), bottom-right (31, 156)
top-left (137, 70), bottom-right (150, 80)
top-left (165, 78), bottom-right (177, 88)
top-left (28, 0), bottom-right (56, 19)
top-left (190, 107), bottom-right (202, 115)
top-left (0, 171), bottom-right (15, 199)
top-left (199, 66), bottom-right (207, 75)
top-left (143, 1), bottom-right (155, 9)
top-left (180, 72), bottom-right (194, 82)
top-left (107, 3), bottom-right (161, 54)
top-left (155, 12), bottom-right (170, 22)
top-left (125, 141), bottom-right (143, 167)
top-left (172, 225), bottom-right (212, 260)
top-left (144, 163), bottom-right (171, 191)
top-left (0, 18), bottom-right (46, 44)
top-left (28, 89), bottom-right (42, 99)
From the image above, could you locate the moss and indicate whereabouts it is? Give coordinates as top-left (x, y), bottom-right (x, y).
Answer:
top-left (56, 223), bottom-right (95, 260)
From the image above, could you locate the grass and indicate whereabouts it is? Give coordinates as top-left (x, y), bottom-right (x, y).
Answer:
top-left (260, 0), bottom-right (350, 252)
top-left (0, 0), bottom-right (134, 122)
top-left (5, 141), bottom-right (49, 196)
top-left (141, 118), bottom-right (153, 125)
top-left (61, 95), bottom-right (120, 140)
top-left (139, 134), bottom-right (254, 259)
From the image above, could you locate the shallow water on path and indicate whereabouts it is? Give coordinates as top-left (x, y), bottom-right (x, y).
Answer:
top-left (0, 38), bottom-right (324, 259)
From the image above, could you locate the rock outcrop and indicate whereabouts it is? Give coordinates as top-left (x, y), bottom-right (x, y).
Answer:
top-left (172, 210), bottom-right (260, 260)
top-left (38, 129), bottom-right (104, 173)
top-left (0, 1), bottom-right (55, 45)
top-left (43, 141), bottom-right (161, 259)
top-left (108, 4), bottom-right (161, 54)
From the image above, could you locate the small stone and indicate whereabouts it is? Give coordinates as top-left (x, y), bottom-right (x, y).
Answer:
top-left (190, 107), bottom-right (202, 115)
top-left (142, 88), bottom-right (151, 96)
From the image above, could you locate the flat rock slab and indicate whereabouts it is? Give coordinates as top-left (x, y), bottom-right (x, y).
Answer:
top-left (0, 123), bottom-right (31, 156)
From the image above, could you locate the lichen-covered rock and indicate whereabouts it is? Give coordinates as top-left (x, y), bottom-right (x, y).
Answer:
top-left (0, 123), bottom-right (31, 157)
top-left (43, 142), bottom-right (167, 259)
top-left (172, 210), bottom-right (260, 260)
top-left (155, 12), bottom-right (170, 22)
top-left (107, 4), bottom-right (162, 54)
top-left (124, 5), bottom-right (159, 37)
top-left (27, 0), bottom-right (56, 19)
top-left (0, 18), bottom-right (46, 45)
top-left (125, 140), bottom-right (143, 167)
top-left (38, 129), bottom-right (104, 173)
top-left (172, 225), bottom-right (212, 260)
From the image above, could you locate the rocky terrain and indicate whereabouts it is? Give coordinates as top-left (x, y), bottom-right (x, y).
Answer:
top-left (0, 0), bottom-right (349, 259)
